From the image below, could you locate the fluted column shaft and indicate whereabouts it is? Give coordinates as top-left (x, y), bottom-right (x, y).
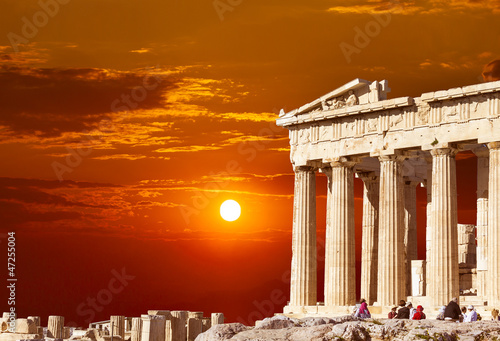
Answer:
top-left (377, 155), bottom-right (406, 306)
top-left (475, 149), bottom-right (489, 298)
top-left (131, 318), bottom-right (142, 341)
top-left (47, 316), bottom-right (64, 338)
top-left (425, 156), bottom-right (432, 297)
top-left (324, 162), bottom-right (356, 306)
top-left (488, 142), bottom-right (500, 306)
top-left (290, 166), bottom-right (317, 306)
top-left (360, 173), bottom-right (379, 305)
top-left (404, 181), bottom-right (418, 297)
top-left (110, 316), bottom-right (125, 339)
top-left (429, 148), bottom-right (459, 306)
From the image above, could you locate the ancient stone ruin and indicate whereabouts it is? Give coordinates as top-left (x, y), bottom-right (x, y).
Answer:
top-left (276, 78), bottom-right (500, 316)
top-left (0, 311), bottom-right (224, 341)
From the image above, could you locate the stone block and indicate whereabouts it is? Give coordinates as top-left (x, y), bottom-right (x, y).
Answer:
top-left (210, 313), bottom-right (224, 326)
top-left (15, 319), bottom-right (37, 334)
top-left (187, 318), bottom-right (202, 341)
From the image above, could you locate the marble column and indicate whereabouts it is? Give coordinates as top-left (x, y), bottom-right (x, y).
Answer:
top-left (140, 315), bottom-right (165, 341)
top-left (474, 148), bottom-right (489, 298)
top-left (170, 311), bottom-right (188, 341)
top-left (429, 148), bottom-right (459, 307)
top-left (47, 315), bottom-right (64, 338)
top-left (488, 142), bottom-right (500, 306)
top-left (165, 320), bottom-right (173, 341)
top-left (290, 166), bottom-right (317, 307)
top-left (324, 161), bottom-right (356, 306)
top-left (425, 155), bottom-right (432, 297)
top-left (110, 316), bottom-right (125, 339)
top-left (377, 155), bottom-right (406, 306)
top-left (130, 318), bottom-right (142, 341)
top-left (404, 180), bottom-right (419, 297)
top-left (187, 318), bottom-right (202, 341)
top-left (359, 172), bottom-right (379, 305)
top-left (211, 313), bottom-right (224, 326)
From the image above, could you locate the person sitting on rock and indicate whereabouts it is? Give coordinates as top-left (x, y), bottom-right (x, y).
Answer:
top-left (492, 308), bottom-right (500, 321)
top-left (444, 297), bottom-right (462, 321)
top-left (357, 298), bottom-right (371, 318)
top-left (412, 305), bottom-right (426, 320)
top-left (388, 306), bottom-right (397, 319)
top-left (464, 305), bottom-right (478, 322)
top-left (436, 306), bottom-right (446, 320)
top-left (396, 301), bottom-right (411, 319)
top-left (408, 302), bottom-right (416, 319)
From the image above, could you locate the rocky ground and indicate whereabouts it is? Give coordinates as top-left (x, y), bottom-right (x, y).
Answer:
top-left (195, 315), bottom-right (500, 341)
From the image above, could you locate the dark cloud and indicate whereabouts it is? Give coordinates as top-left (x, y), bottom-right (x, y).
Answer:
top-left (0, 66), bottom-right (178, 137)
top-left (0, 177), bottom-right (119, 208)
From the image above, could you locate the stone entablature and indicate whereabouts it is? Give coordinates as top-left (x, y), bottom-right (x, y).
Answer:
top-left (277, 80), bottom-right (500, 165)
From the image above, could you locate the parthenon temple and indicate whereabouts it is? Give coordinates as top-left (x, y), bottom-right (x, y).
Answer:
top-left (276, 78), bottom-right (500, 315)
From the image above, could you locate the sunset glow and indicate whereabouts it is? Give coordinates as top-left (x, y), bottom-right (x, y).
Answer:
top-left (0, 0), bottom-right (497, 328)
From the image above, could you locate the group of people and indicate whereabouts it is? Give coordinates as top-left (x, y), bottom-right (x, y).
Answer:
top-left (353, 297), bottom-right (500, 321)
top-left (387, 300), bottom-right (426, 320)
top-left (435, 297), bottom-right (480, 322)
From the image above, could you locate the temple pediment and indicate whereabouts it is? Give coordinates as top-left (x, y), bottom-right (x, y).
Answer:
top-left (279, 78), bottom-right (391, 118)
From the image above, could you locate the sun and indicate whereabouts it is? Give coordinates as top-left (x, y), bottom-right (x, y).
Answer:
top-left (220, 200), bottom-right (241, 222)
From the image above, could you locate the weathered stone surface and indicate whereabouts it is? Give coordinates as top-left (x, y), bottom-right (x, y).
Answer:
top-left (210, 313), bottom-right (224, 327)
top-left (140, 315), bottom-right (165, 341)
top-left (47, 316), bottom-right (65, 338)
top-left (194, 323), bottom-right (249, 341)
top-left (110, 316), bottom-right (125, 339)
top-left (0, 335), bottom-right (41, 341)
top-left (15, 319), bottom-right (37, 334)
top-left (170, 311), bottom-right (188, 341)
top-left (194, 316), bottom-right (500, 341)
top-left (187, 318), bottom-right (203, 341)
top-left (201, 318), bottom-right (211, 333)
top-left (27, 317), bottom-right (40, 327)
top-left (130, 317), bottom-right (141, 341)
top-left (82, 328), bottom-right (104, 341)
top-left (254, 316), bottom-right (300, 330)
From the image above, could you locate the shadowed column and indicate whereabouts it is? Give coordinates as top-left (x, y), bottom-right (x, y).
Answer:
top-left (488, 142), bottom-right (500, 306)
top-left (359, 172), bottom-right (379, 305)
top-left (324, 161), bottom-right (356, 306)
top-left (377, 155), bottom-right (406, 306)
top-left (474, 147), bottom-right (489, 299)
top-left (404, 180), bottom-right (418, 297)
top-left (290, 166), bottom-right (317, 307)
top-left (429, 147), bottom-right (459, 306)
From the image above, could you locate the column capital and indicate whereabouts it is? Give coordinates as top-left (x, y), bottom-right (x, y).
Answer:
top-left (473, 146), bottom-right (490, 158)
top-left (378, 154), bottom-right (407, 163)
top-left (488, 141), bottom-right (500, 150)
top-left (357, 171), bottom-right (379, 183)
top-left (293, 165), bottom-right (316, 173)
top-left (324, 156), bottom-right (359, 168)
top-left (430, 147), bottom-right (458, 157)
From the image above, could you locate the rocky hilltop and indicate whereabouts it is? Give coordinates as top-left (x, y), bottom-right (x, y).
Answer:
top-left (195, 315), bottom-right (500, 341)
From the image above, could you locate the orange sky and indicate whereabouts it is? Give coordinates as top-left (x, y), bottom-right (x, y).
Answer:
top-left (0, 0), bottom-right (498, 327)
